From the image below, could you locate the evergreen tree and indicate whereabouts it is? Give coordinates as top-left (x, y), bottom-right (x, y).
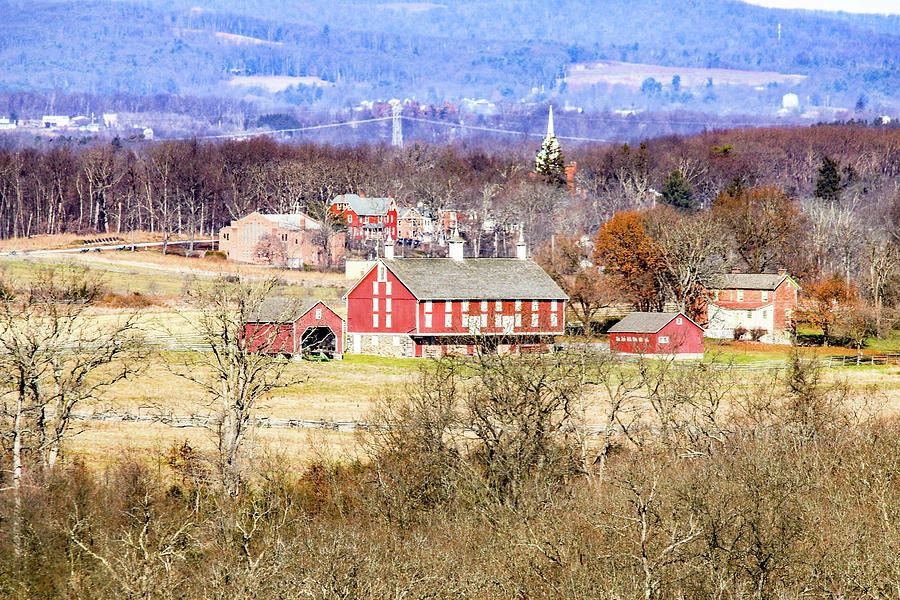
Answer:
top-left (815, 155), bottom-right (842, 202)
top-left (661, 170), bottom-right (693, 209)
top-left (535, 106), bottom-right (565, 185)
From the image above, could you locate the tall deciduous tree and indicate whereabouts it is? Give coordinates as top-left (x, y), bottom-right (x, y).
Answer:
top-left (594, 211), bottom-right (664, 311)
top-left (795, 274), bottom-right (857, 346)
top-left (713, 186), bottom-right (807, 272)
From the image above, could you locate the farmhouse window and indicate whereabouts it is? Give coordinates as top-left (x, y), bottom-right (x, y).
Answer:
top-left (346, 215), bottom-right (352, 223)
top-left (425, 313), bottom-right (433, 328)
top-left (551, 300), bottom-right (557, 311)
top-left (762, 291), bottom-right (769, 302)
top-left (224, 233), bottom-right (229, 240)
top-left (373, 298), bottom-right (379, 311)
top-left (747, 311), bottom-right (752, 318)
top-left (515, 300), bottom-right (521, 310)
top-left (532, 300), bottom-right (538, 311)
top-left (386, 314), bottom-right (392, 328)
top-left (531, 313), bottom-right (538, 328)
top-left (495, 300), bottom-right (502, 310)
top-left (424, 301), bottom-right (432, 313)
top-left (737, 290), bottom-right (744, 301)
top-left (481, 300), bottom-right (488, 312)
top-left (659, 336), bottom-right (669, 344)
top-left (676, 317), bottom-right (683, 325)
top-left (445, 301), bottom-right (452, 311)
top-left (315, 308), bottom-right (322, 320)
top-left (373, 314), bottom-right (379, 328)
top-left (481, 314), bottom-right (488, 327)
top-left (495, 314), bottom-right (502, 327)
top-left (445, 313), bottom-right (452, 328)
top-left (462, 301), bottom-right (469, 312)
top-left (515, 314), bottom-right (522, 327)
top-left (763, 310), bottom-right (767, 319)
top-left (295, 239), bottom-right (298, 244)
top-left (551, 314), bottom-right (558, 327)
top-left (281, 233), bottom-right (287, 242)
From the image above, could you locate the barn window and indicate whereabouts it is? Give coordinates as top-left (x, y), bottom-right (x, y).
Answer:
top-left (676, 317), bottom-right (683, 325)
top-left (481, 314), bottom-right (488, 327)
top-left (315, 308), bottom-right (322, 320)
top-left (373, 298), bottom-right (379, 311)
top-left (372, 281), bottom-right (379, 295)
top-left (515, 314), bottom-right (522, 327)
top-left (373, 314), bottom-right (379, 328)
top-left (551, 313), bottom-right (558, 327)
top-left (445, 313), bottom-right (452, 328)
top-left (377, 264), bottom-right (387, 282)
top-left (531, 313), bottom-right (538, 328)
top-left (762, 291), bottom-right (768, 302)
top-left (659, 336), bottom-right (669, 344)
top-left (445, 300), bottom-right (452, 311)
top-left (385, 298), bottom-right (392, 312)
top-left (495, 300), bottom-right (502, 310)
top-left (737, 290), bottom-right (744, 301)
top-left (425, 313), bottom-right (432, 328)
top-left (385, 314), bottom-right (392, 328)
top-left (424, 301), bottom-right (432, 313)
top-left (515, 300), bottom-right (521, 311)
top-left (462, 301), bottom-right (469, 312)
top-left (494, 314), bottom-right (502, 327)
top-left (551, 300), bottom-right (557, 311)
top-left (481, 300), bottom-right (488, 312)
top-left (532, 300), bottom-right (538, 311)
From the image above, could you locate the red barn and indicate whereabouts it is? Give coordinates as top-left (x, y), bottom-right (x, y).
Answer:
top-left (344, 237), bottom-right (568, 357)
top-left (245, 298), bottom-right (344, 359)
top-left (330, 193), bottom-right (398, 240)
top-left (608, 312), bottom-right (704, 359)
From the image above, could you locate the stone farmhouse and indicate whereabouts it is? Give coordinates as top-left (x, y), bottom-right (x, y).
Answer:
top-left (219, 211), bottom-right (344, 268)
top-left (344, 235), bottom-right (568, 357)
top-left (330, 194), bottom-right (398, 240)
top-left (704, 270), bottom-right (800, 344)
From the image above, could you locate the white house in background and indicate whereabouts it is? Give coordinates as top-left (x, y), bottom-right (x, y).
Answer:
top-left (0, 117), bottom-right (15, 130)
top-left (42, 115), bottom-right (70, 129)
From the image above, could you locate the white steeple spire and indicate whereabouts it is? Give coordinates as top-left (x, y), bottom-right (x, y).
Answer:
top-left (546, 105), bottom-right (555, 138)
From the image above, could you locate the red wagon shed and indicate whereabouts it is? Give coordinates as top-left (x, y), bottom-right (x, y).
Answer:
top-left (245, 298), bottom-right (344, 359)
top-left (608, 312), bottom-right (704, 359)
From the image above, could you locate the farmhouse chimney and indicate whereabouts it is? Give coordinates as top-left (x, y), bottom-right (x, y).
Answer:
top-left (731, 267), bottom-right (741, 274)
top-left (384, 238), bottom-right (395, 260)
top-left (448, 226), bottom-right (465, 262)
top-left (516, 230), bottom-right (527, 260)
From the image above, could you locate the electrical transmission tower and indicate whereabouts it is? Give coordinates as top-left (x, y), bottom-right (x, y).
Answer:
top-left (391, 103), bottom-right (403, 148)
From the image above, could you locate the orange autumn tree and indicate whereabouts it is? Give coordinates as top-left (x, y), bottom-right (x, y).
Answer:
top-left (795, 274), bottom-right (857, 346)
top-left (593, 211), bottom-right (665, 311)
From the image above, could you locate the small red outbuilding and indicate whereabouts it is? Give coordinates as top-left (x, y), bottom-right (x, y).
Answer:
top-left (245, 298), bottom-right (344, 359)
top-left (608, 312), bottom-right (704, 359)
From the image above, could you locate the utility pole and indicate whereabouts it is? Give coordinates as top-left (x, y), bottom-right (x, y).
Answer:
top-left (391, 103), bottom-right (403, 148)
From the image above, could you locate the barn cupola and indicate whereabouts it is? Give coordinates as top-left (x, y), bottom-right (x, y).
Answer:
top-left (448, 226), bottom-right (465, 262)
top-left (516, 230), bottom-right (527, 260)
top-left (384, 237), bottom-right (395, 260)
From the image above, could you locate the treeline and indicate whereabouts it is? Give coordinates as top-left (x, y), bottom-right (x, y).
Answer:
top-left (3, 349), bottom-right (900, 598)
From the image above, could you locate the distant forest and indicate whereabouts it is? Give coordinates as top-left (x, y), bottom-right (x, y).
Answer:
top-left (1, 0), bottom-right (899, 116)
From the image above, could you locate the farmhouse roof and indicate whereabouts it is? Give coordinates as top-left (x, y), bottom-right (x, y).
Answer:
top-left (382, 258), bottom-right (568, 301)
top-left (331, 193), bottom-right (393, 216)
top-left (251, 297), bottom-right (321, 323)
top-left (608, 312), bottom-right (699, 334)
top-left (713, 273), bottom-right (797, 290)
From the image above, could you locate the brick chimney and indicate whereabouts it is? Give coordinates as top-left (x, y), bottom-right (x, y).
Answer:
top-left (731, 267), bottom-right (741, 274)
top-left (448, 226), bottom-right (464, 262)
top-left (516, 230), bottom-right (527, 260)
top-left (777, 268), bottom-right (787, 276)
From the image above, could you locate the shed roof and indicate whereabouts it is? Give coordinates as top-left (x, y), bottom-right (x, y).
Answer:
top-left (381, 258), bottom-right (568, 301)
top-left (331, 193), bottom-right (393, 216)
top-left (608, 312), bottom-right (699, 334)
top-left (251, 298), bottom-right (321, 323)
top-left (714, 273), bottom-right (797, 290)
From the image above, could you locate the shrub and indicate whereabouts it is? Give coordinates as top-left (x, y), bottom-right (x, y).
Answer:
top-left (750, 327), bottom-right (767, 341)
top-left (98, 292), bottom-right (159, 308)
top-left (733, 325), bottom-right (748, 340)
top-left (204, 250), bottom-right (227, 260)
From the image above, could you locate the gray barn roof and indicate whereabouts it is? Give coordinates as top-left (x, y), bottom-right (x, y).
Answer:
top-left (714, 273), bottom-right (794, 290)
top-left (331, 193), bottom-right (393, 216)
top-left (608, 312), bottom-right (696, 334)
top-left (251, 297), bottom-right (320, 323)
top-left (382, 258), bottom-right (568, 301)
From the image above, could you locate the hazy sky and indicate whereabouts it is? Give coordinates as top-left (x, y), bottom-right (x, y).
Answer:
top-left (742, 0), bottom-right (900, 13)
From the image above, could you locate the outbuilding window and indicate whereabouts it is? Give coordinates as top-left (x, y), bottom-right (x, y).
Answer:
top-left (315, 308), bottom-right (322, 320)
top-left (659, 336), bottom-right (669, 344)
top-left (676, 317), bottom-right (683, 325)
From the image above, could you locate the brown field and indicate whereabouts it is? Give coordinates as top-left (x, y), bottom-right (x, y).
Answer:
top-left (566, 59), bottom-right (806, 89)
top-left (0, 230), bottom-right (182, 252)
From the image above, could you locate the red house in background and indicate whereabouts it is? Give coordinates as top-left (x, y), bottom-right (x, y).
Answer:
top-left (245, 298), bottom-right (344, 359)
top-left (608, 312), bottom-right (704, 359)
top-left (344, 236), bottom-right (568, 357)
top-left (330, 193), bottom-right (398, 240)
